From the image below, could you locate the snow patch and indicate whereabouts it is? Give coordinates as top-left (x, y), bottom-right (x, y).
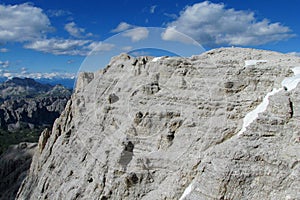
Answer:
top-left (281, 67), bottom-right (300, 91)
top-left (238, 66), bottom-right (300, 136)
top-left (237, 88), bottom-right (282, 136)
top-left (179, 181), bottom-right (195, 200)
top-left (245, 60), bottom-right (268, 67)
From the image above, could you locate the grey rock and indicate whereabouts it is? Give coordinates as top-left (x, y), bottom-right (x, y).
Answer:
top-left (38, 128), bottom-right (51, 153)
top-left (17, 48), bottom-right (300, 199)
top-left (0, 142), bottom-right (37, 200)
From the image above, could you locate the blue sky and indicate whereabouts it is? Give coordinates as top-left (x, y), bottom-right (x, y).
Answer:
top-left (0, 0), bottom-right (299, 78)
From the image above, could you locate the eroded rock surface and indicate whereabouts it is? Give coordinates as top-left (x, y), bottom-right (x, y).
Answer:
top-left (17, 48), bottom-right (300, 199)
top-left (0, 142), bottom-right (37, 200)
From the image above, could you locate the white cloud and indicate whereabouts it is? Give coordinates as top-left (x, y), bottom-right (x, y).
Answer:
top-left (24, 39), bottom-right (115, 56)
top-left (0, 70), bottom-right (76, 80)
top-left (0, 3), bottom-right (52, 43)
top-left (129, 50), bottom-right (152, 57)
top-left (121, 46), bottom-right (133, 51)
top-left (150, 5), bottom-right (157, 14)
top-left (111, 22), bottom-right (133, 33)
top-left (85, 42), bottom-right (115, 52)
top-left (0, 4), bottom-right (102, 56)
top-left (29, 72), bottom-right (76, 79)
top-left (0, 60), bottom-right (9, 68)
top-left (164, 13), bottom-right (177, 19)
top-left (21, 67), bottom-right (27, 74)
top-left (0, 48), bottom-right (8, 53)
top-left (122, 28), bottom-right (149, 42)
top-left (165, 1), bottom-right (294, 46)
top-left (47, 9), bottom-right (71, 17)
top-left (3, 72), bottom-right (12, 78)
top-left (67, 60), bottom-right (75, 64)
top-left (24, 39), bottom-right (90, 55)
top-left (64, 22), bottom-right (92, 38)
top-left (162, 27), bottom-right (198, 45)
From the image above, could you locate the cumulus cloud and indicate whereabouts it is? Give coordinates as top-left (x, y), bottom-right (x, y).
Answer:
top-left (164, 1), bottom-right (294, 46)
top-left (0, 3), bottom-right (52, 43)
top-left (65, 22), bottom-right (92, 38)
top-left (0, 3), bottom-right (104, 56)
top-left (161, 27), bottom-right (199, 45)
top-left (24, 39), bottom-right (115, 56)
top-left (24, 39), bottom-right (90, 55)
top-left (111, 22), bottom-right (133, 33)
top-left (122, 28), bottom-right (149, 42)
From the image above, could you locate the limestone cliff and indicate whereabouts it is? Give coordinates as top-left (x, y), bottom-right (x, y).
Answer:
top-left (17, 48), bottom-right (300, 199)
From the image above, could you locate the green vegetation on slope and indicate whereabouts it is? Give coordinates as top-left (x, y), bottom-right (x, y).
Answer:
top-left (0, 128), bottom-right (43, 155)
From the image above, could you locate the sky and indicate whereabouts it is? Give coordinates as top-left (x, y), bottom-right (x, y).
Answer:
top-left (0, 0), bottom-right (300, 79)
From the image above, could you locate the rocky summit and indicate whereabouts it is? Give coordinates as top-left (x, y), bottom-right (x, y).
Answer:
top-left (16, 48), bottom-right (300, 199)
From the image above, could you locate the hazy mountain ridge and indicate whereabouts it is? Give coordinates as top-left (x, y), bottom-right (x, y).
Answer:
top-left (16, 48), bottom-right (300, 199)
top-left (0, 77), bottom-right (72, 155)
top-left (0, 77), bottom-right (75, 91)
top-left (0, 77), bottom-right (72, 101)
top-left (0, 77), bottom-right (53, 101)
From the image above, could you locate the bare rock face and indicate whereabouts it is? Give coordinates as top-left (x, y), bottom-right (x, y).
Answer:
top-left (17, 48), bottom-right (300, 199)
top-left (0, 142), bottom-right (37, 200)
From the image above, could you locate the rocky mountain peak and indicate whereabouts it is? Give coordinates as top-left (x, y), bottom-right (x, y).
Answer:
top-left (16, 48), bottom-right (300, 199)
top-left (3, 77), bottom-right (52, 92)
top-left (0, 77), bottom-right (71, 102)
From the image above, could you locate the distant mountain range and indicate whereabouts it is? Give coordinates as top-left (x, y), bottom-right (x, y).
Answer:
top-left (0, 77), bottom-right (72, 101)
top-left (0, 77), bottom-right (72, 154)
top-left (35, 78), bottom-right (75, 89)
top-left (0, 76), bottom-right (76, 89)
